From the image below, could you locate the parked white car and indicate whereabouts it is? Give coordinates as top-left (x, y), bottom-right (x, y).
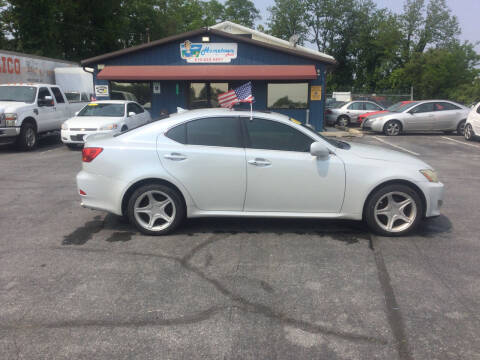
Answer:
top-left (61, 100), bottom-right (151, 148)
top-left (361, 100), bottom-right (470, 136)
top-left (464, 101), bottom-right (480, 141)
top-left (77, 108), bottom-right (444, 237)
top-left (0, 83), bottom-right (87, 150)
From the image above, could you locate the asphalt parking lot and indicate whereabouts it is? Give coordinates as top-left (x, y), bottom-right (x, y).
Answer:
top-left (1, 132), bottom-right (480, 359)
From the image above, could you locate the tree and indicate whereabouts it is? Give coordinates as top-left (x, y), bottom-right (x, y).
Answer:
top-left (223, 0), bottom-right (260, 28)
top-left (267, 0), bottom-right (307, 45)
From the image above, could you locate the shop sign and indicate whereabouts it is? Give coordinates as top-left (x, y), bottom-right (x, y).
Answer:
top-left (95, 85), bottom-right (109, 97)
top-left (180, 41), bottom-right (237, 63)
top-left (153, 82), bottom-right (161, 94)
top-left (310, 86), bottom-right (322, 101)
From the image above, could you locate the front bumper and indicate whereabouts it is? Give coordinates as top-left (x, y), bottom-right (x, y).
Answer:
top-left (61, 129), bottom-right (114, 144)
top-left (0, 127), bottom-right (20, 144)
top-left (418, 181), bottom-right (444, 218)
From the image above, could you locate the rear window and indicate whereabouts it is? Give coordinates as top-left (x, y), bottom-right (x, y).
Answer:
top-left (78, 103), bottom-right (125, 117)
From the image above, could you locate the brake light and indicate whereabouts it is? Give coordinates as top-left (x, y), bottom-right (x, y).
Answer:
top-left (82, 147), bottom-right (103, 162)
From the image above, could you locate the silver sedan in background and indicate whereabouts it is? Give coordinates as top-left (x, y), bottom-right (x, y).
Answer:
top-left (325, 100), bottom-right (384, 127)
top-left (362, 100), bottom-right (470, 136)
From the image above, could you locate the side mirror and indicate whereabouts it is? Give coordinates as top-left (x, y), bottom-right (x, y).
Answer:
top-left (38, 96), bottom-right (54, 107)
top-left (310, 142), bottom-right (330, 159)
top-left (128, 111), bottom-right (136, 117)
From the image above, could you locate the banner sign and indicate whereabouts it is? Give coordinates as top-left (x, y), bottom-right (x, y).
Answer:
top-left (180, 41), bottom-right (237, 63)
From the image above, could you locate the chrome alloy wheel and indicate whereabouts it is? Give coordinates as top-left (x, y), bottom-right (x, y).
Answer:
top-left (374, 191), bottom-right (417, 233)
top-left (133, 190), bottom-right (176, 231)
top-left (385, 121), bottom-right (401, 136)
top-left (25, 127), bottom-right (36, 148)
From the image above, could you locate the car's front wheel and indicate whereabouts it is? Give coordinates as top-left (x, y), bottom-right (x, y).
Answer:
top-left (383, 120), bottom-right (402, 136)
top-left (464, 124), bottom-right (475, 141)
top-left (16, 122), bottom-right (38, 151)
top-left (127, 184), bottom-right (184, 235)
top-left (365, 184), bottom-right (423, 236)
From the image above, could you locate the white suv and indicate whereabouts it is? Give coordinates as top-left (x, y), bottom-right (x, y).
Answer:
top-left (465, 102), bottom-right (480, 141)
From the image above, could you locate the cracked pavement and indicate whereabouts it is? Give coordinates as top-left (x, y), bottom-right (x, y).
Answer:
top-left (1, 133), bottom-right (480, 359)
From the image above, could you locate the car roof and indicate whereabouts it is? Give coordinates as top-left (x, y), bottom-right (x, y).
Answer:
top-left (157, 108), bottom-right (291, 129)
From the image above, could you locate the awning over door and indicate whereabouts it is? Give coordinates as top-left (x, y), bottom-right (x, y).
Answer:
top-left (97, 65), bottom-right (317, 81)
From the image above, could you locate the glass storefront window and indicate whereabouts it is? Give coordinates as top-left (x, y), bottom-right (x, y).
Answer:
top-left (189, 82), bottom-right (229, 109)
top-left (110, 82), bottom-right (152, 110)
top-left (267, 83), bottom-right (308, 109)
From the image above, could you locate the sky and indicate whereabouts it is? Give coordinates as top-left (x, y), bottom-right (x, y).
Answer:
top-left (250, 0), bottom-right (480, 53)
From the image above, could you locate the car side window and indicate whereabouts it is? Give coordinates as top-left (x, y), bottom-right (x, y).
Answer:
top-left (435, 102), bottom-right (460, 111)
top-left (347, 102), bottom-right (363, 110)
top-left (132, 103), bottom-right (144, 114)
top-left (127, 103), bottom-right (136, 116)
top-left (365, 102), bottom-right (381, 110)
top-left (38, 87), bottom-right (51, 101)
top-left (51, 87), bottom-right (65, 103)
top-left (410, 102), bottom-right (434, 114)
top-left (186, 117), bottom-right (242, 148)
top-left (477, 105), bottom-right (480, 115)
top-left (245, 118), bottom-right (314, 152)
top-left (166, 123), bottom-right (186, 144)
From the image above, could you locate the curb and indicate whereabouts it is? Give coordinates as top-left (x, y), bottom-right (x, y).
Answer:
top-left (320, 126), bottom-right (365, 138)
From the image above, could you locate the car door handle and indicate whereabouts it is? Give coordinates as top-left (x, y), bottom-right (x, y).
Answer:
top-left (164, 153), bottom-right (187, 161)
top-left (248, 158), bottom-right (271, 167)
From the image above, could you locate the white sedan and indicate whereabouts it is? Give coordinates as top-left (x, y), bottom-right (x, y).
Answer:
top-left (77, 108), bottom-right (444, 236)
top-left (464, 102), bottom-right (480, 141)
top-left (61, 100), bottom-right (151, 148)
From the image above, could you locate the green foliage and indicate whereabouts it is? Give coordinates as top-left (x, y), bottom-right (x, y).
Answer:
top-left (267, 0), bottom-right (307, 45)
top-left (223, 0), bottom-right (260, 28)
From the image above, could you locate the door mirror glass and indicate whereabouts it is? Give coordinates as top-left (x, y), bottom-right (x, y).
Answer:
top-left (310, 142), bottom-right (330, 159)
top-left (128, 111), bottom-right (136, 117)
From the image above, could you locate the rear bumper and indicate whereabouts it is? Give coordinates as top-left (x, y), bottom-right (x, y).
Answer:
top-left (76, 170), bottom-right (126, 215)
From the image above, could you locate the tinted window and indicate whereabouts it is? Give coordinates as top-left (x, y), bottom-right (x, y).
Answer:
top-left (187, 117), bottom-right (242, 148)
top-left (246, 118), bottom-right (314, 152)
top-left (347, 102), bottom-right (364, 110)
top-left (410, 102), bottom-right (434, 114)
top-left (51, 87), bottom-right (65, 103)
top-left (434, 102), bottom-right (460, 111)
top-left (166, 123), bottom-right (186, 144)
top-left (365, 102), bottom-right (381, 110)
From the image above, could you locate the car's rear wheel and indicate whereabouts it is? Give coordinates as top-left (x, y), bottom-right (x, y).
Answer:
top-left (127, 184), bottom-right (184, 235)
top-left (464, 124), bottom-right (475, 141)
top-left (336, 115), bottom-right (350, 127)
top-left (365, 184), bottom-right (423, 236)
top-left (383, 120), bottom-right (402, 136)
top-left (121, 125), bottom-right (128, 132)
top-left (457, 120), bottom-right (466, 135)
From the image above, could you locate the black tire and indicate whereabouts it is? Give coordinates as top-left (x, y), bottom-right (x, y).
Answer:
top-left (457, 120), bottom-right (466, 135)
top-left (127, 183), bottom-right (185, 236)
top-left (121, 125), bottom-right (128, 132)
top-left (383, 120), bottom-right (402, 136)
top-left (16, 122), bottom-right (38, 151)
top-left (336, 115), bottom-right (350, 127)
top-left (364, 184), bottom-right (423, 237)
top-left (464, 124), bottom-right (475, 141)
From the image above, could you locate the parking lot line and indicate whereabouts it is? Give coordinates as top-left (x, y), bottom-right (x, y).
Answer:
top-left (372, 136), bottom-right (420, 156)
top-left (441, 136), bottom-right (480, 149)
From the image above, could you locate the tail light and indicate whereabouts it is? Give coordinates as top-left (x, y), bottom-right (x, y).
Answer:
top-left (82, 147), bottom-right (103, 162)
top-left (325, 109), bottom-right (332, 115)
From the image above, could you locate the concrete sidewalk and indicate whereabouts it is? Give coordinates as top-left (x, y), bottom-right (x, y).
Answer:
top-left (320, 125), bottom-right (365, 138)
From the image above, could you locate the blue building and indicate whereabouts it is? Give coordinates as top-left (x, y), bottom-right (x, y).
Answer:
top-left (81, 22), bottom-right (336, 130)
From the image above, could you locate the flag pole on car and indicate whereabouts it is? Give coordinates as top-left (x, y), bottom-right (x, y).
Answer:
top-left (217, 81), bottom-right (254, 119)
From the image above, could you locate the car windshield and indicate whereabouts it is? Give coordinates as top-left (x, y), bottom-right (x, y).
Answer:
top-left (77, 103), bottom-right (125, 117)
top-left (387, 101), bottom-right (418, 112)
top-left (299, 122), bottom-right (350, 150)
top-left (0, 86), bottom-right (37, 103)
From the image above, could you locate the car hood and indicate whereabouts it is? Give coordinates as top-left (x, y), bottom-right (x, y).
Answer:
top-left (359, 110), bottom-right (387, 119)
top-left (64, 116), bottom-right (124, 128)
top-left (347, 142), bottom-right (427, 167)
top-left (0, 101), bottom-right (32, 113)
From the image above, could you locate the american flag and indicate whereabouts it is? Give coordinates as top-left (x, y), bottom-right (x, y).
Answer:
top-left (217, 82), bottom-right (254, 108)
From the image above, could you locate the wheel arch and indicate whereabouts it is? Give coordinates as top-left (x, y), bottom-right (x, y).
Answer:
top-left (121, 178), bottom-right (187, 216)
top-left (21, 116), bottom-right (38, 131)
top-left (362, 179), bottom-right (427, 219)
